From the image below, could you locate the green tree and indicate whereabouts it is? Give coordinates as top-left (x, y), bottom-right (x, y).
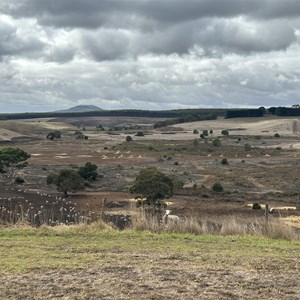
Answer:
top-left (130, 167), bottom-right (173, 206)
top-left (46, 131), bottom-right (61, 140)
top-left (0, 147), bottom-right (30, 181)
top-left (47, 169), bottom-right (85, 195)
top-left (78, 162), bottom-right (98, 181)
top-left (126, 136), bottom-right (132, 142)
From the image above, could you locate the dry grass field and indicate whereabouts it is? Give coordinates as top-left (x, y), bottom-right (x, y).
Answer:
top-left (0, 115), bottom-right (300, 299)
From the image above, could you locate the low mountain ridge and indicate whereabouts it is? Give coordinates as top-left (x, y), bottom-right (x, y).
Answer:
top-left (56, 105), bottom-right (103, 113)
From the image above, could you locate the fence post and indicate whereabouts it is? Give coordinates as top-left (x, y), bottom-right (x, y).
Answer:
top-left (265, 204), bottom-right (269, 230)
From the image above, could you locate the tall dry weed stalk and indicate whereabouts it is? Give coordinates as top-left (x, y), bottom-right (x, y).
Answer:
top-left (131, 209), bottom-right (299, 240)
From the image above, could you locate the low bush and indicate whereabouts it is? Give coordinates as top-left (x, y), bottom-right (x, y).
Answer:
top-left (15, 176), bottom-right (25, 184)
top-left (211, 182), bottom-right (224, 192)
top-left (252, 203), bottom-right (261, 209)
top-left (221, 158), bottom-right (228, 165)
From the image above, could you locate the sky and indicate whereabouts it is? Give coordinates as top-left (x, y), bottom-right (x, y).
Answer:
top-left (0, 0), bottom-right (300, 113)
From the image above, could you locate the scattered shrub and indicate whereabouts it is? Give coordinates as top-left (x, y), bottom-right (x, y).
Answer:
top-left (212, 138), bottom-right (221, 147)
top-left (211, 182), bottom-right (224, 192)
top-left (15, 176), bottom-right (25, 184)
top-left (203, 130), bottom-right (209, 137)
top-left (46, 130), bottom-right (61, 140)
top-left (174, 161), bottom-right (179, 166)
top-left (193, 129), bottom-right (199, 134)
top-left (244, 143), bottom-right (252, 152)
top-left (221, 129), bottom-right (229, 136)
top-left (221, 158), bottom-right (228, 165)
top-left (274, 133), bottom-right (280, 138)
top-left (135, 131), bottom-right (144, 137)
top-left (252, 203), bottom-right (261, 209)
top-left (126, 136), bottom-right (132, 142)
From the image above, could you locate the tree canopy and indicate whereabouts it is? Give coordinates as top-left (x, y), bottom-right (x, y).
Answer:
top-left (130, 167), bottom-right (174, 206)
top-left (0, 147), bottom-right (31, 181)
top-left (47, 169), bottom-right (85, 195)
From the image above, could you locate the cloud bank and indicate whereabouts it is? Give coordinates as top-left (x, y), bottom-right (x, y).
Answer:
top-left (0, 0), bottom-right (300, 112)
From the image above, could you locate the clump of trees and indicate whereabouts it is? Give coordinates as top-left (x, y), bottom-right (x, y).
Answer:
top-left (0, 147), bottom-right (31, 182)
top-left (47, 169), bottom-right (85, 195)
top-left (153, 113), bottom-right (217, 128)
top-left (225, 109), bottom-right (264, 118)
top-left (46, 131), bottom-right (61, 140)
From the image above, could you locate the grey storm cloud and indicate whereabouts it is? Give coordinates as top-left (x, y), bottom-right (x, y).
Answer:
top-left (0, 0), bottom-right (300, 112)
top-left (3, 0), bottom-right (300, 27)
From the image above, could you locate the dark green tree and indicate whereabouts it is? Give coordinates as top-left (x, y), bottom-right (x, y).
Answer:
top-left (78, 162), bottom-right (98, 181)
top-left (47, 169), bottom-right (85, 195)
top-left (0, 147), bottom-right (31, 181)
top-left (130, 167), bottom-right (173, 206)
top-left (126, 135), bottom-right (132, 142)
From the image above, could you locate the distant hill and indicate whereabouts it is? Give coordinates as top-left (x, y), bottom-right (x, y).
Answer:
top-left (56, 105), bottom-right (103, 113)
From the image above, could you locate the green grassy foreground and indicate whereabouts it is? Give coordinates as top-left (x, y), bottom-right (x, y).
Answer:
top-left (0, 225), bottom-right (299, 274)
